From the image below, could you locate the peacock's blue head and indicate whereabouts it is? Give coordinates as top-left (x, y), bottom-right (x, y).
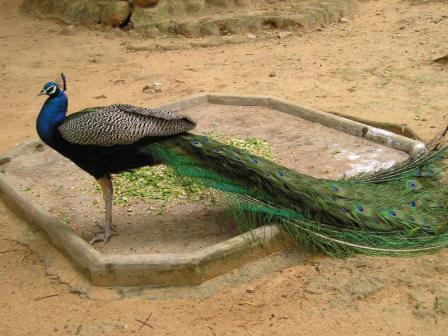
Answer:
top-left (38, 82), bottom-right (61, 97)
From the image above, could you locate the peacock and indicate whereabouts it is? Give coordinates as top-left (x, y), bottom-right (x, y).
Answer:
top-left (36, 75), bottom-right (448, 256)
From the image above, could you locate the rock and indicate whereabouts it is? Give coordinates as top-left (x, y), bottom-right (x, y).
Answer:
top-left (170, 22), bottom-right (199, 38)
top-left (277, 31), bottom-right (292, 39)
top-left (22, 0), bottom-right (101, 25)
top-left (25, 0), bottom-right (357, 37)
top-left (134, 0), bottom-right (160, 8)
top-left (235, 0), bottom-right (249, 6)
top-left (93, 95), bottom-right (107, 99)
top-left (433, 54), bottom-right (448, 65)
top-left (59, 25), bottom-right (76, 36)
top-left (246, 286), bottom-right (256, 294)
top-left (269, 71), bottom-right (276, 77)
top-left (139, 26), bottom-right (161, 38)
top-left (142, 82), bottom-right (162, 94)
top-left (200, 22), bottom-right (220, 36)
top-left (184, 1), bottom-right (206, 13)
top-left (128, 30), bottom-right (141, 38)
top-left (36, 1), bottom-right (101, 26)
top-left (247, 33), bottom-right (257, 39)
top-left (339, 17), bottom-right (349, 23)
top-left (207, 0), bottom-right (232, 7)
top-left (101, 1), bottom-right (131, 27)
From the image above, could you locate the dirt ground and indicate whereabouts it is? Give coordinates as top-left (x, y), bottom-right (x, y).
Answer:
top-left (0, 0), bottom-right (447, 335)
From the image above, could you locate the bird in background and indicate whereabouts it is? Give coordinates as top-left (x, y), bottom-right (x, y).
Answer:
top-left (36, 74), bottom-right (448, 256)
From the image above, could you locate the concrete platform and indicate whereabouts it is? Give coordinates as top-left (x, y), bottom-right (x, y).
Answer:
top-left (0, 93), bottom-right (424, 287)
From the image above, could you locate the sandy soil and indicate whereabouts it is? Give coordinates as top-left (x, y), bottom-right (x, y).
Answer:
top-left (0, 0), bottom-right (447, 335)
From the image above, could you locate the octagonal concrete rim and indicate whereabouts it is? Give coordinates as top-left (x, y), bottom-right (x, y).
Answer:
top-left (0, 93), bottom-right (425, 287)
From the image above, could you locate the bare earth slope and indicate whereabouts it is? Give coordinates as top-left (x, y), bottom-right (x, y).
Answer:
top-left (0, 0), bottom-right (447, 335)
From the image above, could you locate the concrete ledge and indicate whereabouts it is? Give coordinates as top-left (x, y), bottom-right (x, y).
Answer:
top-left (93, 225), bottom-right (290, 287)
top-left (162, 93), bottom-right (425, 155)
top-left (0, 93), bottom-right (425, 287)
top-left (0, 165), bottom-right (290, 286)
top-left (22, 0), bottom-right (357, 39)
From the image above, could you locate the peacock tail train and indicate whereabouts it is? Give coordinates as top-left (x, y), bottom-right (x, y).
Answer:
top-left (35, 76), bottom-right (448, 251)
top-left (147, 127), bottom-right (448, 257)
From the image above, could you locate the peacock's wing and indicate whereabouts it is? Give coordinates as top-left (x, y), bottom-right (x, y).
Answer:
top-left (58, 104), bottom-right (196, 147)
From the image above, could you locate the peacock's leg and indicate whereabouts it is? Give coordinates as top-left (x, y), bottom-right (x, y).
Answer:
top-left (90, 174), bottom-right (114, 245)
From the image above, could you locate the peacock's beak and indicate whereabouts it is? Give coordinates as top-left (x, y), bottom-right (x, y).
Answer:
top-left (37, 89), bottom-right (46, 97)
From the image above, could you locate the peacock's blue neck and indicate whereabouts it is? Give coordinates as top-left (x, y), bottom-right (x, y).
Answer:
top-left (36, 91), bottom-right (68, 146)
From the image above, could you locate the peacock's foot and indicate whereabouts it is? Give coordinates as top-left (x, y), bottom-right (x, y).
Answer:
top-left (89, 226), bottom-right (117, 246)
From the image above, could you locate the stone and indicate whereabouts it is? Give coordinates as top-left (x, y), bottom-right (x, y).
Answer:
top-left (101, 1), bottom-right (131, 27)
top-left (24, 0), bottom-right (357, 39)
top-left (184, 0), bottom-right (206, 13)
top-left (207, 0), bottom-right (231, 7)
top-left (246, 286), bottom-right (256, 294)
top-left (134, 0), bottom-right (160, 8)
top-left (75, 2), bottom-right (102, 26)
top-left (59, 25), bottom-right (76, 36)
top-left (141, 26), bottom-right (161, 38)
top-left (200, 22), bottom-right (220, 36)
top-left (169, 22), bottom-right (199, 37)
top-left (278, 31), bottom-right (292, 39)
top-left (142, 82), bottom-right (162, 94)
top-left (26, 0), bottom-right (102, 26)
top-left (235, 0), bottom-right (249, 6)
top-left (93, 95), bottom-right (107, 99)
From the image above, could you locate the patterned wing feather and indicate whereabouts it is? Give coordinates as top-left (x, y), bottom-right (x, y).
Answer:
top-left (114, 104), bottom-right (194, 121)
top-left (58, 104), bottom-right (196, 146)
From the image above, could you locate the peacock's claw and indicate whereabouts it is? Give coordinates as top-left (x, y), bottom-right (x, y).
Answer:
top-left (89, 227), bottom-right (117, 246)
top-left (89, 234), bottom-right (109, 246)
top-left (95, 221), bottom-right (105, 229)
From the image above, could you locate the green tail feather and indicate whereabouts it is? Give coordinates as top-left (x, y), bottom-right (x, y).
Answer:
top-left (147, 129), bottom-right (448, 257)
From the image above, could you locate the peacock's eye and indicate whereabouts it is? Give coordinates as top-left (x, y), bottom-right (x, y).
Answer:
top-left (46, 85), bottom-right (57, 95)
top-left (388, 210), bottom-right (397, 217)
top-left (355, 205), bottom-right (364, 213)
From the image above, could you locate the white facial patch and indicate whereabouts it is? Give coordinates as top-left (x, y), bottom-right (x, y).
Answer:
top-left (45, 85), bottom-right (57, 95)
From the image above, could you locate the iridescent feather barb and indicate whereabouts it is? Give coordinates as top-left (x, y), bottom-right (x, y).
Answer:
top-left (148, 128), bottom-right (448, 257)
